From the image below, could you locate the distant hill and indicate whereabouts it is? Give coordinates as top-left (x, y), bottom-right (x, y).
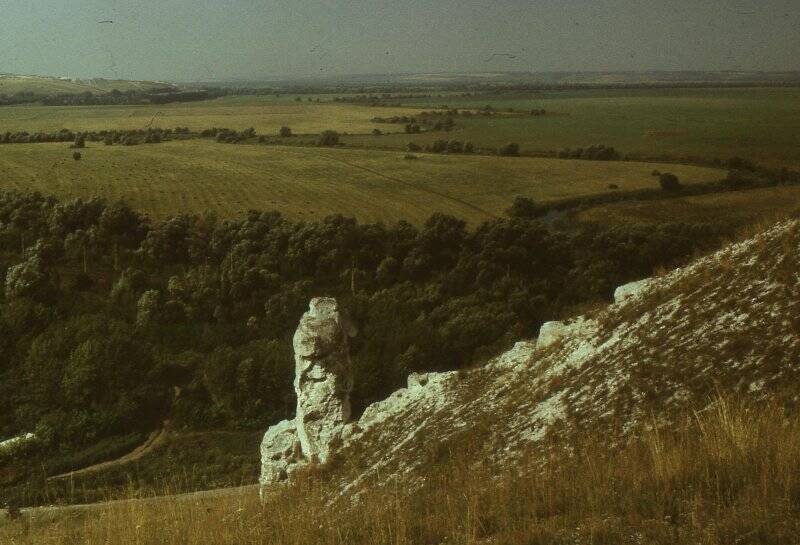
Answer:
top-left (202, 70), bottom-right (800, 89)
top-left (0, 74), bottom-right (178, 96)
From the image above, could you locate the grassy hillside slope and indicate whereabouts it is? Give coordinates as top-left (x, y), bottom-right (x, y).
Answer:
top-left (328, 220), bottom-right (799, 493)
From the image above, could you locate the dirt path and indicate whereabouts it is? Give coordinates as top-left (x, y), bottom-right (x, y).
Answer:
top-left (3, 484), bottom-right (260, 521)
top-left (47, 421), bottom-right (171, 481)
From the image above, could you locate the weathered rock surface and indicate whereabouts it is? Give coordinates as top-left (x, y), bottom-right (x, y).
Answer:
top-left (314, 221), bottom-right (800, 501)
top-left (537, 318), bottom-right (595, 349)
top-left (259, 419), bottom-right (301, 484)
top-left (537, 321), bottom-right (568, 348)
top-left (613, 278), bottom-right (651, 304)
top-left (259, 221), bottom-right (800, 505)
top-left (260, 297), bottom-right (353, 496)
top-left (293, 297), bottom-right (353, 462)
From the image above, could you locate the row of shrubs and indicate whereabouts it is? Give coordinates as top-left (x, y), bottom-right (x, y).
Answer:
top-left (557, 145), bottom-right (621, 161)
top-left (373, 106), bottom-right (543, 125)
top-left (405, 141), bottom-right (521, 157)
top-left (407, 140), bottom-right (474, 154)
top-left (1, 127), bottom-right (191, 145)
top-left (370, 114), bottom-right (457, 133)
top-left (207, 127), bottom-right (258, 144)
top-left (513, 164), bottom-right (800, 220)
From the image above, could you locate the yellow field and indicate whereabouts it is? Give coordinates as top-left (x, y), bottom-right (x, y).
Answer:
top-left (0, 97), bottom-right (424, 135)
top-left (0, 140), bottom-right (723, 224)
top-left (577, 185), bottom-right (800, 226)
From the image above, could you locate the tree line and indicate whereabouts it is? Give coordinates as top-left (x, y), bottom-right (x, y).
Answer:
top-left (41, 89), bottom-right (222, 107)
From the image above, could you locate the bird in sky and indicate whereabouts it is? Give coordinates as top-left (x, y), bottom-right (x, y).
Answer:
top-left (98, 20), bottom-right (114, 24)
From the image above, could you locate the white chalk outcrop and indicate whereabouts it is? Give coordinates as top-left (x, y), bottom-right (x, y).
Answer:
top-left (260, 297), bottom-right (353, 496)
top-left (0, 433), bottom-right (36, 453)
top-left (537, 317), bottom-right (595, 349)
top-left (319, 221), bottom-right (800, 499)
top-left (293, 297), bottom-right (354, 462)
top-left (259, 220), bottom-right (800, 503)
top-left (613, 278), bottom-right (651, 304)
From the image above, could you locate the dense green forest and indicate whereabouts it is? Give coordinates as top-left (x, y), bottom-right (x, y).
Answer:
top-left (0, 190), bottom-right (733, 474)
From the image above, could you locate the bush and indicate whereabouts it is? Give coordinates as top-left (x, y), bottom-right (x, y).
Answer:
top-left (279, 126), bottom-right (292, 138)
top-left (5, 498), bottom-right (20, 519)
top-left (429, 140), bottom-right (448, 153)
top-left (318, 130), bottom-right (340, 147)
top-left (407, 143), bottom-right (421, 152)
top-left (558, 145), bottom-right (620, 161)
top-left (72, 151), bottom-right (82, 161)
top-left (727, 156), bottom-right (756, 172)
top-left (659, 173), bottom-right (682, 191)
top-left (372, 128), bottom-right (382, 136)
top-left (446, 141), bottom-right (463, 154)
top-left (404, 154), bottom-right (418, 160)
top-left (506, 196), bottom-right (544, 218)
top-left (498, 143), bottom-right (520, 157)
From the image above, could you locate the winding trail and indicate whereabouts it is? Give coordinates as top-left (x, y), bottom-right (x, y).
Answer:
top-left (46, 421), bottom-right (171, 482)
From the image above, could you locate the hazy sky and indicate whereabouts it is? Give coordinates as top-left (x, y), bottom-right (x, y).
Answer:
top-left (1, 0), bottom-right (799, 82)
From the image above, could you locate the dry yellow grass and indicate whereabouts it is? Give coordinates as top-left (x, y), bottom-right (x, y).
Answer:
top-left (3, 397), bottom-right (797, 544)
top-left (0, 96), bottom-right (423, 135)
top-left (578, 185), bottom-right (800, 227)
top-left (0, 140), bottom-right (723, 224)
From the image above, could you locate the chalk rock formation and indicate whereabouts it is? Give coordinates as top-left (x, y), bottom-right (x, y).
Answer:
top-left (613, 278), bottom-right (651, 304)
top-left (537, 321), bottom-right (569, 349)
top-left (293, 297), bottom-right (354, 461)
top-left (0, 433), bottom-right (36, 453)
top-left (267, 220), bottom-right (798, 507)
top-left (260, 297), bottom-right (353, 495)
top-left (537, 318), bottom-right (595, 349)
top-left (489, 341), bottom-right (537, 370)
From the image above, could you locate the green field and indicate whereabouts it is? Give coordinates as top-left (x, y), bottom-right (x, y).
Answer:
top-left (344, 88), bottom-right (800, 169)
top-left (0, 96), bottom-right (423, 135)
top-left (2, 88), bottom-right (799, 169)
top-left (0, 86), bottom-right (795, 226)
top-left (0, 140), bottom-right (723, 224)
top-left (577, 185), bottom-right (800, 227)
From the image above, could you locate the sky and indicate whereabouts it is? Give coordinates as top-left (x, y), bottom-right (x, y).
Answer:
top-left (1, 0), bottom-right (799, 82)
